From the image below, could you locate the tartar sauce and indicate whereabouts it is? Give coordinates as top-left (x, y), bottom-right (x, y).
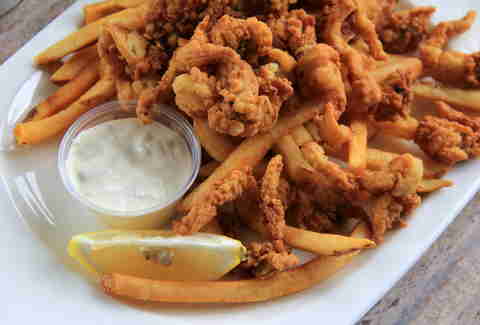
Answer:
top-left (66, 118), bottom-right (193, 212)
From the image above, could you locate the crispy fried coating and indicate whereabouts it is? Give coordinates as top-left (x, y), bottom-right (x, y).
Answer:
top-left (371, 70), bottom-right (413, 122)
top-left (415, 101), bottom-right (480, 165)
top-left (170, 28), bottom-right (292, 137)
top-left (242, 241), bottom-right (299, 278)
top-left (419, 11), bottom-right (480, 88)
top-left (296, 44), bottom-right (346, 113)
top-left (291, 190), bottom-right (337, 233)
top-left (267, 9), bottom-right (317, 56)
top-left (194, 15), bottom-right (273, 65)
top-left (301, 141), bottom-right (356, 192)
top-left (322, 0), bottom-right (384, 110)
top-left (173, 169), bottom-right (256, 235)
top-left (237, 0), bottom-right (297, 17)
top-left (380, 6), bottom-right (436, 54)
top-left (260, 155), bottom-right (287, 252)
top-left (356, 154), bottom-right (423, 242)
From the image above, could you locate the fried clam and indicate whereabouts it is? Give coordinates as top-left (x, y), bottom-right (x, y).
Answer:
top-left (169, 41), bottom-right (291, 137)
top-left (173, 168), bottom-right (256, 235)
top-left (191, 14), bottom-right (273, 66)
top-left (98, 24), bottom-right (164, 109)
top-left (354, 154), bottom-right (423, 243)
top-left (322, 0), bottom-right (386, 110)
top-left (379, 6), bottom-right (436, 54)
top-left (419, 11), bottom-right (480, 88)
top-left (134, 0), bottom-right (238, 122)
top-left (267, 9), bottom-right (317, 57)
top-left (415, 101), bottom-right (480, 166)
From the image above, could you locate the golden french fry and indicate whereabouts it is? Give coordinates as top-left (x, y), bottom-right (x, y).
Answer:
top-left (417, 179), bottom-right (453, 193)
top-left (194, 119), bottom-right (236, 162)
top-left (35, 3), bottom-right (149, 65)
top-left (102, 253), bottom-right (356, 302)
top-left (179, 101), bottom-right (323, 212)
top-left (32, 62), bottom-right (100, 121)
top-left (349, 118), bottom-right (368, 169)
top-left (15, 78), bottom-right (116, 145)
top-left (51, 45), bottom-right (98, 83)
top-left (84, 1), bottom-right (123, 24)
top-left (84, 1), bottom-right (144, 24)
top-left (413, 83), bottom-right (480, 112)
top-left (41, 61), bottom-right (64, 75)
top-left (238, 198), bottom-right (375, 256)
top-left (274, 135), bottom-right (312, 184)
top-left (371, 116), bottom-right (419, 140)
top-left (101, 222), bottom-right (370, 303)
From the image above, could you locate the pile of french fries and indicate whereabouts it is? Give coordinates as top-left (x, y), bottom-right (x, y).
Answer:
top-left (16, 0), bottom-right (480, 304)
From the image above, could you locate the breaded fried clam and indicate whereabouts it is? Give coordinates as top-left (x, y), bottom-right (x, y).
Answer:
top-left (415, 101), bottom-right (480, 165)
top-left (419, 11), bottom-right (480, 88)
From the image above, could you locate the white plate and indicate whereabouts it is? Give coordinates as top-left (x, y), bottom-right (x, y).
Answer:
top-left (1, 0), bottom-right (480, 324)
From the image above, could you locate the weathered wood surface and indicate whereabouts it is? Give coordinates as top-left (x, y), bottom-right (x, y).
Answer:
top-left (2, 1), bottom-right (480, 324)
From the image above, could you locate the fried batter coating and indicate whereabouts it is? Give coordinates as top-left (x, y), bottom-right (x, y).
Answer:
top-left (380, 7), bottom-right (436, 54)
top-left (301, 141), bottom-right (356, 192)
top-left (419, 11), bottom-right (480, 88)
top-left (173, 169), bottom-right (256, 235)
top-left (291, 190), bottom-right (337, 233)
top-left (193, 15), bottom-right (273, 65)
top-left (267, 9), bottom-right (317, 56)
top-left (260, 155), bottom-right (288, 252)
top-left (172, 67), bottom-right (217, 118)
top-left (322, 0), bottom-right (384, 110)
top-left (415, 101), bottom-right (480, 165)
top-left (170, 36), bottom-right (292, 137)
top-left (356, 154), bottom-right (423, 242)
top-left (371, 70), bottom-right (413, 122)
top-left (237, 0), bottom-right (297, 17)
top-left (242, 241), bottom-right (299, 278)
top-left (296, 44), bottom-right (346, 112)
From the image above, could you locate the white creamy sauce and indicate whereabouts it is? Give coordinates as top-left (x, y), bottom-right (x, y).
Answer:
top-left (66, 118), bottom-right (192, 212)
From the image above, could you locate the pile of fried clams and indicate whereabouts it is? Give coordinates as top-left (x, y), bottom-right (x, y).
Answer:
top-left (98, 0), bottom-right (480, 278)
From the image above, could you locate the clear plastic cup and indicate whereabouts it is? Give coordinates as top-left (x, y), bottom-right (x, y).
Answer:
top-left (58, 101), bottom-right (201, 229)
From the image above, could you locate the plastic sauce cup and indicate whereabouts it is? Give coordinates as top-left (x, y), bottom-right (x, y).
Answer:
top-left (58, 101), bottom-right (201, 229)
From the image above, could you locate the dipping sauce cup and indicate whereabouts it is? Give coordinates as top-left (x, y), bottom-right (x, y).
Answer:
top-left (58, 101), bottom-right (200, 229)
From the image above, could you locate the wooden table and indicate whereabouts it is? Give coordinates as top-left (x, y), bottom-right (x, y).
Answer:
top-left (2, 1), bottom-right (480, 324)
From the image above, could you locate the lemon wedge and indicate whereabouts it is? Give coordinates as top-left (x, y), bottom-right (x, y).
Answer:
top-left (68, 230), bottom-right (247, 281)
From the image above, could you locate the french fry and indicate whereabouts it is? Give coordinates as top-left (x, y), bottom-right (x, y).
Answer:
top-left (238, 197), bottom-right (375, 256)
top-left (84, 1), bottom-right (123, 24)
top-left (194, 119), bottom-right (236, 162)
top-left (15, 78), bottom-right (116, 145)
top-left (349, 118), bottom-right (368, 170)
top-left (417, 179), bottom-right (453, 193)
top-left (199, 161), bottom-right (221, 178)
top-left (274, 135), bottom-right (312, 183)
top-left (35, 3), bottom-right (149, 65)
top-left (51, 45), bottom-right (98, 83)
top-left (101, 222), bottom-right (369, 303)
top-left (179, 101), bottom-right (324, 212)
top-left (371, 116), bottom-right (419, 140)
top-left (413, 83), bottom-right (480, 112)
top-left (31, 63), bottom-right (100, 121)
